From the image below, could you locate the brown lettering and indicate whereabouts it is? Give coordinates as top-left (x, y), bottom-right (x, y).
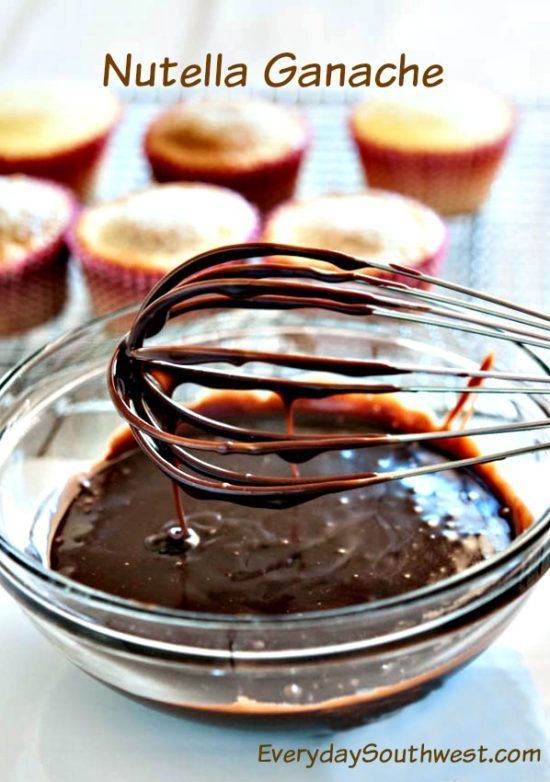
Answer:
top-left (225, 64), bottom-right (247, 87)
top-left (103, 52), bottom-right (131, 87)
top-left (180, 64), bottom-right (201, 87)
top-left (423, 64), bottom-right (444, 87)
top-left (398, 52), bottom-right (419, 86)
top-left (375, 63), bottom-right (396, 87)
top-left (264, 52), bottom-right (296, 87)
top-left (298, 62), bottom-right (321, 88)
top-left (326, 63), bottom-right (345, 87)
top-left (349, 63), bottom-right (372, 87)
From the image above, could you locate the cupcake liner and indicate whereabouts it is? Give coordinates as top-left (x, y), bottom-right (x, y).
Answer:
top-left (350, 124), bottom-right (514, 216)
top-left (0, 125), bottom-right (117, 202)
top-left (262, 196), bottom-right (448, 289)
top-left (0, 248), bottom-right (68, 336)
top-left (72, 234), bottom-right (164, 316)
top-left (0, 179), bottom-right (76, 336)
top-left (68, 204), bottom-right (261, 324)
top-left (144, 116), bottom-right (311, 213)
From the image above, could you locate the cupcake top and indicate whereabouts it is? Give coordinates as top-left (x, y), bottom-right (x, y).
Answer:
top-left (74, 183), bottom-right (259, 273)
top-left (0, 175), bottom-right (73, 266)
top-left (263, 191), bottom-right (446, 265)
top-left (0, 83), bottom-right (120, 159)
top-left (350, 82), bottom-right (514, 153)
top-left (146, 99), bottom-right (308, 170)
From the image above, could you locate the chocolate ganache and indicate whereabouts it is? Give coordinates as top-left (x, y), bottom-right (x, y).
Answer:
top-left (49, 244), bottom-right (530, 614)
top-left (50, 392), bottom-right (516, 613)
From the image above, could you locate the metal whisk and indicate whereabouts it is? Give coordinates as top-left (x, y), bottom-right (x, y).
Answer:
top-left (109, 243), bottom-right (550, 508)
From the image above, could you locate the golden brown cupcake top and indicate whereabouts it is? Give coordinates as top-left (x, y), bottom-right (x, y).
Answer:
top-left (75, 183), bottom-right (258, 273)
top-left (146, 99), bottom-right (308, 170)
top-left (351, 82), bottom-right (514, 153)
top-left (0, 83), bottom-right (120, 158)
top-left (0, 175), bottom-right (72, 265)
top-left (263, 191), bottom-right (446, 265)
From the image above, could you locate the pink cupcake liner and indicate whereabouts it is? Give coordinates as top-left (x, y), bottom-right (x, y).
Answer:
top-left (72, 238), bottom-right (165, 317)
top-left (68, 202), bottom-right (262, 321)
top-left (350, 119), bottom-right (515, 216)
top-left (144, 109), bottom-right (311, 213)
top-left (0, 119), bottom-right (120, 202)
top-left (0, 180), bottom-right (77, 335)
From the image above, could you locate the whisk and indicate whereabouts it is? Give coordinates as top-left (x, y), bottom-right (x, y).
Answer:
top-left (109, 243), bottom-right (550, 509)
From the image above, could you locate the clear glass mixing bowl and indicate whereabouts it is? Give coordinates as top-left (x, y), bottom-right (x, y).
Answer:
top-left (0, 306), bottom-right (548, 729)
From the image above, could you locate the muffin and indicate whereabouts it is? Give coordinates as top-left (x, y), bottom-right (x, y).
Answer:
top-left (262, 190), bottom-right (447, 284)
top-left (144, 98), bottom-right (310, 212)
top-left (0, 83), bottom-right (120, 200)
top-left (69, 183), bottom-right (260, 316)
top-left (349, 82), bottom-right (515, 215)
top-left (0, 175), bottom-right (75, 335)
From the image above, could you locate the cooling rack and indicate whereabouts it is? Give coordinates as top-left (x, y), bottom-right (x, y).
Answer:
top-left (0, 91), bottom-right (548, 376)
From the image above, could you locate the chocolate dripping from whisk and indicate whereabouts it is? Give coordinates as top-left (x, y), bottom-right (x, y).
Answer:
top-left (109, 243), bottom-right (550, 511)
top-left (442, 353), bottom-right (495, 431)
top-left (132, 243), bottom-right (549, 350)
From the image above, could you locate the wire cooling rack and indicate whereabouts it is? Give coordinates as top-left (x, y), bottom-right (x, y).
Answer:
top-left (0, 92), bottom-right (548, 375)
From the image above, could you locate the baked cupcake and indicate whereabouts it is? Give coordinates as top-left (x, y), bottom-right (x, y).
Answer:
top-left (0, 175), bottom-right (75, 335)
top-left (144, 98), bottom-right (309, 212)
top-left (69, 183), bottom-right (260, 317)
top-left (262, 190), bottom-right (447, 284)
top-left (0, 83), bottom-right (120, 200)
top-left (350, 82), bottom-right (515, 215)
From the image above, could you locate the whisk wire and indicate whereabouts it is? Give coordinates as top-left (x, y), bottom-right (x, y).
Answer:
top-left (110, 243), bottom-right (550, 508)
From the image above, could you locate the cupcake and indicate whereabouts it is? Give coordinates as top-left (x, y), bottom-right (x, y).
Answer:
top-left (262, 190), bottom-right (447, 284)
top-left (0, 175), bottom-right (75, 335)
top-left (144, 98), bottom-right (310, 212)
top-left (69, 183), bottom-right (260, 317)
top-left (0, 83), bottom-right (120, 200)
top-left (349, 82), bottom-right (515, 215)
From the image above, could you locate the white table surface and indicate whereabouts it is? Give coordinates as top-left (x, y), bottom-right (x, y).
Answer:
top-left (0, 574), bottom-right (548, 782)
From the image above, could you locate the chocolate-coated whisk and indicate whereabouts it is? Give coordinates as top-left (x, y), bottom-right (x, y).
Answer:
top-left (109, 243), bottom-right (550, 508)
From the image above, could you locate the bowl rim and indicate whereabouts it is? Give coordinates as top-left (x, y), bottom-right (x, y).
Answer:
top-left (0, 306), bottom-right (549, 628)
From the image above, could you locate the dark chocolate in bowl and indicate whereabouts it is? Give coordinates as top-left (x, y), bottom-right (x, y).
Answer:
top-left (0, 312), bottom-right (548, 728)
top-left (49, 393), bottom-right (520, 613)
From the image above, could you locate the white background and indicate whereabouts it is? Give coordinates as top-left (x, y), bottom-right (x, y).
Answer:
top-left (0, 0), bottom-right (548, 97)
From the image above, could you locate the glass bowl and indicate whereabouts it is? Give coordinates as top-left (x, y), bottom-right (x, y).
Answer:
top-left (0, 306), bottom-right (548, 730)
